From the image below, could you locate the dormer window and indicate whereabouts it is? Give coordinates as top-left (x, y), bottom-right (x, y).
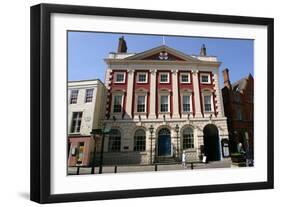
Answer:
top-left (115, 72), bottom-right (126, 83)
top-left (159, 72), bottom-right (169, 83)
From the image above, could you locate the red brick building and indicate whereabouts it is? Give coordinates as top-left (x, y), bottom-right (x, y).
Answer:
top-left (221, 69), bottom-right (254, 159)
top-left (100, 37), bottom-right (230, 165)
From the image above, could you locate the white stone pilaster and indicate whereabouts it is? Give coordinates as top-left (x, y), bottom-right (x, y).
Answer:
top-left (124, 69), bottom-right (134, 119)
top-left (192, 70), bottom-right (203, 117)
top-left (213, 71), bottom-right (225, 117)
top-left (172, 69), bottom-right (180, 118)
top-left (149, 69), bottom-right (157, 119)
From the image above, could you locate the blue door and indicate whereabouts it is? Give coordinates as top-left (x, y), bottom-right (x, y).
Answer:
top-left (158, 128), bottom-right (171, 156)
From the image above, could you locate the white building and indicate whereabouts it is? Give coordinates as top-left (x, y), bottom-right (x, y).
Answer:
top-left (98, 37), bottom-right (230, 165)
top-left (67, 79), bottom-right (106, 166)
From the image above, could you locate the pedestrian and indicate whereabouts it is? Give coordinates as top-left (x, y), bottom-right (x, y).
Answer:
top-left (182, 150), bottom-right (186, 168)
top-left (237, 142), bottom-right (245, 154)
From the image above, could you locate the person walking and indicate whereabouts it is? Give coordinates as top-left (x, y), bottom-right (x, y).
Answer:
top-left (182, 150), bottom-right (186, 168)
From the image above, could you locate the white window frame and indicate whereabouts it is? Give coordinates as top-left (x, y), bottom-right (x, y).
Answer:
top-left (137, 72), bottom-right (148, 83)
top-left (69, 89), bottom-right (79, 104)
top-left (159, 93), bottom-right (170, 113)
top-left (114, 72), bottom-right (126, 83)
top-left (182, 127), bottom-right (194, 150)
top-left (202, 92), bottom-right (214, 113)
top-left (180, 73), bottom-right (191, 83)
top-left (70, 111), bottom-right (83, 134)
top-left (111, 93), bottom-right (124, 114)
top-left (135, 93), bottom-right (147, 113)
top-left (200, 73), bottom-right (211, 84)
top-left (159, 72), bottom-right (170, 83)
top-left (181, 93), bottom-right (192, 113)
top-left (84, 88), bottom-right (94, 103)
top-left (133, 129), bottom-right (146, 152)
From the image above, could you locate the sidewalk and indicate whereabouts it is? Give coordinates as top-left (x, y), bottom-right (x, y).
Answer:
top-left (68, 160), bottom-right (233, 175)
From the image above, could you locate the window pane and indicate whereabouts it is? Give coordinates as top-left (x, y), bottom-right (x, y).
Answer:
top-left (70, 90), bottom-right (79, 104)
top-left (70, 112), bottom-right (83, 133)
top-left (160, 74), bottom-right (168, 82)
top-left (160, 96), bottom-right (169, 112)
top-left (159, 128), bottom-right (170, 136)
top-left (77, 142), bottom-right (84, 164)
top-left (116, 73), bottom-right (124, 82)
top-left (138, 74), bottom-right (146, 82)
top-left (201, 75), bottom-right (209, 83)
top-left (113, 95), bottom-right (122, 112)
top-left (134, 129), bottom-right (146, 152)
top-left (108, 129), bottom-right (121, 152)
top-left (183, 95), bottom-right (191, 112)
top-left (161, 96), bottom-right (168, 104)
top-left (137, 96), bottom-right (145, 112)
top-left (85, 89), bottom-right (93, 103)
top-left (183, 128), bottom-right (194, 149)
top-left (204, 95), bottom-right (212, 111)
top-left (181, 74), bottom-right (189, 82)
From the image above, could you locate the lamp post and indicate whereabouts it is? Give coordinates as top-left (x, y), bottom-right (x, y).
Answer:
top-left (90, 130), bottom-right (99, 174)
top-left (98, 123), bottom-right (107, 174)
top-left (149, 125), bottom-right (154, 165)
top-left (91, 122), bottom-right (111, 174)
top-left (175, 124), bottom-right (180, 161)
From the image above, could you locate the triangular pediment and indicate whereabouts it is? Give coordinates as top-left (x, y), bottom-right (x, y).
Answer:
top-left (125, 45), bottom-right (201, 62)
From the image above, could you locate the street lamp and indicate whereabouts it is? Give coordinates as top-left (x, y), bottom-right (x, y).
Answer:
top-left (91, 123), bottom-right (111, 174)
top-left (99, 123), bottom-right (107, 174)
top-left (175, 124), bottom-right (180, 161)
top-left (149, 125), bottom-right (154, 165)
top-left (90, 130), bottom-right (99, 174)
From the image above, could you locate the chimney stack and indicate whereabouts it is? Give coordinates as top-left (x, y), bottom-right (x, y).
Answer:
top-left (200, 44), bottom-right (207, 56)
top-left (222, 68), bottom-right (231, 88)
top-left (117, 36), bottom-right (127, 53)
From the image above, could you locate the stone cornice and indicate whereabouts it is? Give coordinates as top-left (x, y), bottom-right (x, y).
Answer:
top-left (104, 59), bottom-right (221, 67)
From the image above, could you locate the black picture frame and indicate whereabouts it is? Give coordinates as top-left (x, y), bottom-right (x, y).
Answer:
top-left (30, 3), bottom-right (274, 204)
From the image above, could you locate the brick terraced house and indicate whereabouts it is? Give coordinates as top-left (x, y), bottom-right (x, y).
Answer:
top-left (221, 69), bottom-right (254, 160)
top-left (67, 79), bottom-right (106, 166)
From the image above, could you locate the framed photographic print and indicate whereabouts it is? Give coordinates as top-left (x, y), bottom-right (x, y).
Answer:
top-left (30, 3), bottom-right (274, 203)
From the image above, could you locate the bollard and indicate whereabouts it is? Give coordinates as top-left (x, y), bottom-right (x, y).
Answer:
top-left (91, 166), bottom-right (95, 174)
top-left (155, 164), bottom-right (158, 171)
top-left (191, 163), bottom-right (194, 170)
top-left (76, 166), bottom-right (80, 175)
top-left (114, 166), bottom-right (117, 173)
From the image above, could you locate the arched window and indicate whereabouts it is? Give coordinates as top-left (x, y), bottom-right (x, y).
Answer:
top-left (158, 128), bottom-right (171, 136)
top-left (134, 129), bottom-right (146, 152)
top-left (108, 129), bottom-right (121, 152)
top-left (182, 127), bottom-right (194, 149)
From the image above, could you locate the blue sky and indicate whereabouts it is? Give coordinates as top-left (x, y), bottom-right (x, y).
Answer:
top-left (68, 31), bottom-right (253, 87)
